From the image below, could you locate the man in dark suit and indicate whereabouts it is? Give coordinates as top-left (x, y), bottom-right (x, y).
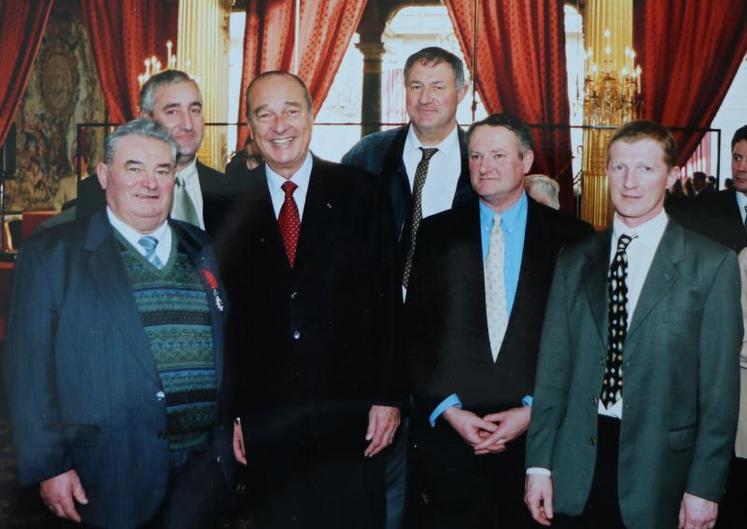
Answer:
top-left (342, 46), bottom-right (475, 529)
top-left (219, 71), bottom-right (401, 529)
top-left (4, 119), bottom-right (233, 529)
top-left (525, 121), bottom-right (741, 529)
top-left (668, 125), bottom-right (747, 253)
top-left (342, 46), bottom-right (474, 282)
top-left (75, 69), bottom-right (247, 236)
top-left (405, 113), bottom-right (591, 529)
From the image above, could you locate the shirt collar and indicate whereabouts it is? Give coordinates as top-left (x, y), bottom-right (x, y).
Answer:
top-left (404, 123), bottom-right (460, 160)
top-left (612, 208), bottom-right (668, 246)
top-left (176, 157), bottom-right (198, 184)
top-left (106, 206), bottom-right (169, 240)
top-left (479, 191), bottom-right (528, 233)
top-left (265, 151), bottom-right (313, 194)
top-left (735, 189), bottom-right (747, 213)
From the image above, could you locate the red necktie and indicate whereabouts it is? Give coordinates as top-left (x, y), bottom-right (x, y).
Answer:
top-left (278, 181), bottom-right (300, 267)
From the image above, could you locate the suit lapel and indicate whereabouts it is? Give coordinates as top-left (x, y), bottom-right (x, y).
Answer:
top-left (582, 231), bottom-right (612, 347)
top-left (294, 157), bottom-right (333, 274)
top-left (626, 220), bottom-right (682, 338)
top-left (452, 127), bottom-right (475, 208)
top-left (382, 126), bottom-right (411, 243)
top-left (456, 201), bottom-right (494, 362)
top-left (84, 211), bottom-right (161, 385)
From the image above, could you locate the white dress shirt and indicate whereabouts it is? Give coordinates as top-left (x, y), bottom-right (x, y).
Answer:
top-left (403, 124), bottom-right (462, 219)
top-left (107, 207), bottom-right (173, 265)
top-left (174, 157), bottom-right (204, 229)
top-left (266, 152), bottom-right (313, 220)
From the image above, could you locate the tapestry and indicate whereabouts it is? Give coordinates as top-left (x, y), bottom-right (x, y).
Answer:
top-left (5, 0), bottom-right (105, 212)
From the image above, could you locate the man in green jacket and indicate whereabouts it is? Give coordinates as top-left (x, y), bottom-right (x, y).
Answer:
top-left (525, 120), bottom-right (742, 529)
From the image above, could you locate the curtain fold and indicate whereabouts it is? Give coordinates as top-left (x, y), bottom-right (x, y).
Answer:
top-left (237, 0), bottom-right (367, 149)
top-left (81, 0), bottom-right (178, 123)
top-left (0, 0), bottom-right (54, 146)
top-left (634, 0), bottom-right (747, 167)
top-left (444, 0), bottom-right (574, 211)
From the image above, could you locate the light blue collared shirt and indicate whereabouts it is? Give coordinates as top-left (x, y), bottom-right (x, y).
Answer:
top-left (429, 192), bottom-right (529, 426)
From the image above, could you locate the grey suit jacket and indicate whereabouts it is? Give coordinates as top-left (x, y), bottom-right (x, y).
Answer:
top-left (526, 218), bottom-right (742, 529)
top-left (3, 210), bottom-right (232, 529)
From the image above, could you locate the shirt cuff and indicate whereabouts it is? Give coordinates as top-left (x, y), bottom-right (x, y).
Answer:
top-left (429, 393), bottom-right (462, 427)
top-left (526, 467), bottom-right (552, 476)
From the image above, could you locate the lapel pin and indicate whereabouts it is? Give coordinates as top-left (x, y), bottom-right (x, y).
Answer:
top-left (200, 268), bottom-right (224, 312)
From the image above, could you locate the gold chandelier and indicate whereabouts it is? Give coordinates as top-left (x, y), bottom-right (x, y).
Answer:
top-left (137, 40), bottom-right (180, 87)
top-left (582, 29), bottom-right (642, 126)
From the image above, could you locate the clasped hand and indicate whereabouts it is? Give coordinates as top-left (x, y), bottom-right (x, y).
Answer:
top-left (443, 406), bottom-right (531, 455)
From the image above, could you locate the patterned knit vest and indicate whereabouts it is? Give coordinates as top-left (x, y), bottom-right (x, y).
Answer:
top-left (118, 233), bottom-right (217, 450)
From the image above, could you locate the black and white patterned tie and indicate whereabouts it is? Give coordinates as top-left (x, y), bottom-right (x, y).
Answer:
top-left (402, 147), bottom-right (438, 288)
top-left (601, 233), bottom-right (635, 408)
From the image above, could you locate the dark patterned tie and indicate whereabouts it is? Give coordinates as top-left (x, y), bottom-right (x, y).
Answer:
top-left (601, 233), bottom-right (636, 408)
top-left (278, 181), bottom-right (300, 267)
top-left (402, 147), bottom-right (438, 288)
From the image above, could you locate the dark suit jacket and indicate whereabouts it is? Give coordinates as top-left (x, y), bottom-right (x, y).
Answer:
top-left (406, 197), bottom-right (592, 420)
top-left (526, 219), bottom-right (742, 529)
top-left (76, 160), bottom-right (247, 237)
top-left (667, 189), bottom-right (747, 252)
top-left (342, 124), bottom-right (476, 274)
top-left (3, 211), bottom-right (233, 529)
top-left (216, 158), bottom-right (401, 472)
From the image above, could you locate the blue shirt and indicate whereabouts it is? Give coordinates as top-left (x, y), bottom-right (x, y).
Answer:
top-left (429, 192), bottom-right (528, 426)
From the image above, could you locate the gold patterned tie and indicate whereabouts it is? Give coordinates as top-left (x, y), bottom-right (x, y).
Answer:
top-left (402, 147), bottom-right (438, 288)
top-left (485, 214), bottom-right (508, 361)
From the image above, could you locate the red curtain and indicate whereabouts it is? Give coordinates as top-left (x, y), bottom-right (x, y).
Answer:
top-left (81, 0), bottom-right (178, 123)
top-left (237, 0), bottom-right (367, 148)
top-left (445, 0), bottom-right (574, 211)
top-left (0, 0), bottom-right (53, 146)
top-left (634, 0), bottom-right (747, 166)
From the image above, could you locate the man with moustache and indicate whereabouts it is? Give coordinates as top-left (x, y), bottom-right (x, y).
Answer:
top-left (405, 113), bottom-right (591, 529)
top-left (342, 45), bottom-right (475, 529)
top-left (525, 121), bottom-right (741, 529)
top-left (4, 119), bottom-right (233, 529)
top-left (218, 71), bottom-right (400, 529)
top-left (76, 70), bottom-right (245, 235)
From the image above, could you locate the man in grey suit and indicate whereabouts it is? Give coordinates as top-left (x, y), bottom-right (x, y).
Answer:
top-left (525, 121), bottom-right (742, 529)
top-left (4, 119), bottom-right (233, 529)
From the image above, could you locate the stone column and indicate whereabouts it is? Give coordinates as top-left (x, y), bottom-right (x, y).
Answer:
top-left (357, 41), bottom-right (384, 138)
top-left (176, 0), bottom-right (231, 170)
top-left (580, 0), bottom-right (634, 230)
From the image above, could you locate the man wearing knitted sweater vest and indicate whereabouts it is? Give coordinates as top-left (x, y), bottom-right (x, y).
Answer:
top-left (4, 119), bottom-right (234, 529)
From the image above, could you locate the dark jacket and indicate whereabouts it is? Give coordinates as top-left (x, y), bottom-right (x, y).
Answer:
top-left (4, 211), bottom-right (233, 529)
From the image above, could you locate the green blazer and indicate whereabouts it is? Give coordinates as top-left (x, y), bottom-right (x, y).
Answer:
top-left (526, 218), bottom-right (742, 529)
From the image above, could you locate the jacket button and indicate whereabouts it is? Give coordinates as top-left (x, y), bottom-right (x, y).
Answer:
top-left (290, 291), bottom-right (298, 300)
top-left (158, 431), bottom-right (167, 440)
top-left (592, 397), bottom-right (598, 406)
top-left (591, 436), bottom-right (597, 445)
top-left (292, 330), bottom-right (301, 340)
top-left (156, 391), bottom-right (166, 401)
